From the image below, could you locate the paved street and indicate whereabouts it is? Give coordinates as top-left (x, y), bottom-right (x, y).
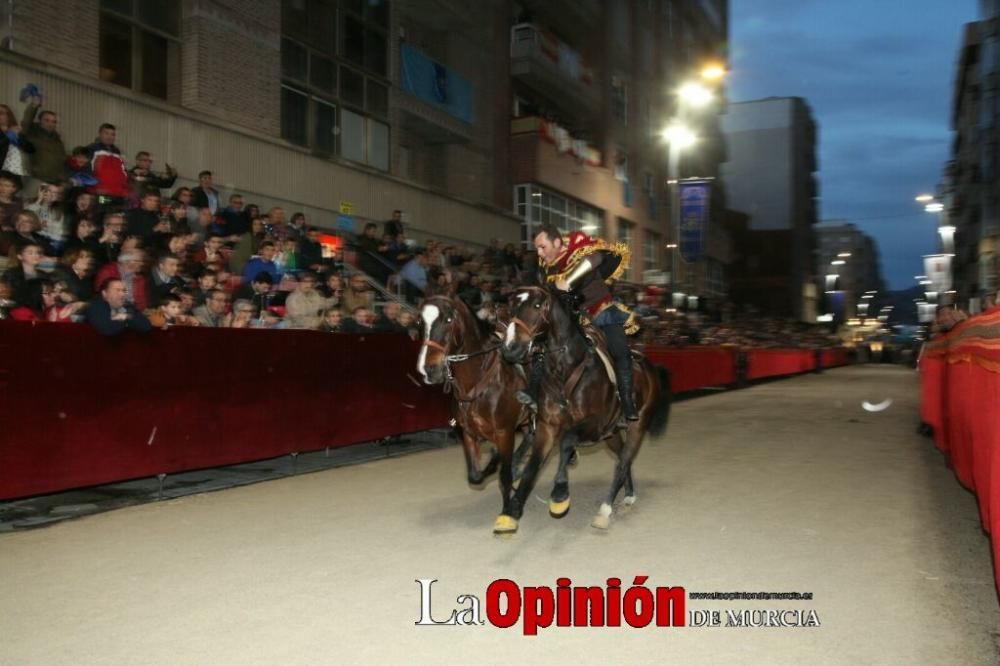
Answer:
top-left (1, 365), bottom-right (997, 665)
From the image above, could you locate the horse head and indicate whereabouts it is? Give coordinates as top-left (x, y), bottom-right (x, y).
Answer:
top-left (416, 294), bottom-right (481, 385)
top-left (501, 286), bottom-right (556, 363)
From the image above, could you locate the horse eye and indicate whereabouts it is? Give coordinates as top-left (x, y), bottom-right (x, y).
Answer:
top-left (446, 317), bottom-right (453, 323)
top-left (534, 303), bottom-right (541, 308)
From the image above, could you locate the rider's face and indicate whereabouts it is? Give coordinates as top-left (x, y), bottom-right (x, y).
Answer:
top-left (534, 233), bottom-right (563, 264)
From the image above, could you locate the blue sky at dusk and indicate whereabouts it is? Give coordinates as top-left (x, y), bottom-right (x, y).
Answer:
top-left (729, 0), bottom-right (979, 289)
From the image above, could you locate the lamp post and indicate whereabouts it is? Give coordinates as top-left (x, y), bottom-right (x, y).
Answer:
top-left (915, 193), bottom-right (954, 305)
top-left (661, 124), bottom-right (697, 305)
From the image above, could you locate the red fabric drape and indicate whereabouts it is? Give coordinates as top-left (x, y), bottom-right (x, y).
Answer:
top-left (921, 306), bottom-right (1000, 590)
top-left (0, 321), bottom-right (450, 500)
top-left (642, 347), bottom-right (738, 393)
top-left (746, 349), bottom-right (816, 380)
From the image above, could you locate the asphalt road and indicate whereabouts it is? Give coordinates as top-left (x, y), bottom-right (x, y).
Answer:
top-left (1, 365), bottom-right (997, 665)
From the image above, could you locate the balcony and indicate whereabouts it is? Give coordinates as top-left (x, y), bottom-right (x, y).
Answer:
top-left (509, 24), bottom-right (598, 120)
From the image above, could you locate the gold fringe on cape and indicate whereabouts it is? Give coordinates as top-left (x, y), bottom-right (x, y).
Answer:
top-left (544, 239), bottom-right (632, 286)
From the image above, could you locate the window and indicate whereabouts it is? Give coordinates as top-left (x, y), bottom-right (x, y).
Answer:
top-left (644, 230), bottom-right (660, 272)
top-left (99, 0), bottom-right (180, 101)
top-left (617, 219), bottom-right (633, 280)
top-left (513, 184), bottom-right (604, 250)
top-left (611, 76), bottom-right (628, 125)
top-left (340, 108), bottom-right (388, 169)
top-left (281, 0), bottom-right (389, 168)
top-left (340, 0), bottom-right (389, 77)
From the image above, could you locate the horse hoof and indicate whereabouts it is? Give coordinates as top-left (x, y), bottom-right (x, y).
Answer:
top-left (549, 497), bottom-right (571, 518)
top-left (493, 515), bottom-right (519, 534)
top-left (622, 495), bottom-right (637, 506)
top-left (591, 513), bottom-right (611, 530)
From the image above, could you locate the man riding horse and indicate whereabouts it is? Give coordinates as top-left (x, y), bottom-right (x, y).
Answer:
top-left (516, 224), bottom-right (640, 423)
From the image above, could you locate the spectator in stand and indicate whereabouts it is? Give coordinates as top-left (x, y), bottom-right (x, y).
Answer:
top-left (341, 273), bottom-right (374, 314)
top-left (86, 123), bottom-right (130, 206)
top-left (193, 234), bottom-right (229, 271)
top-left (229, 299), bottom-right (257, 329)
top-left (236, 271), bottom-right (276, 317)
top-left (0, 172), bottom-right (23, 232)
top-left (125, 190), bottom-right (167, 245)
top-left (231, 217), bottom-right (265, 275)
top-left (54, 247), bottom-right (95, 302)
top-left (214, 266), bottom-right (234, 295)
top-left (170, 186), bottom-right (200, 229)
top-left (148, 253), bottom-right (182, 308)
top-left (192, 268), bottom-right (217, 306)
top-left (275, 238), bottom-right (298, 275)
top-left (176, 287), bottom-right (197, 319)
top-left (191, 170), bottom-right (221, 215)
top-left (192, 288), bottom-right (232, 327)
top-left (3, 210), bottom-right (54, 257)
top-left (374, 300), bottom-right (406, 334)
top-left (399, 250), bottom-right (429, 302)
top-left (128, 151), bottom-right (177, 202)
top-left (241, 240), bottom-right (280, 284)
top-left (27, 182), bottom-right (66, 251)
top-left (39, 279), bottom-right (85, 322)
top-left (146, 293), bottom-right (199, 329)
top-left (266, 206), bottom-right (289, 241)
top-left (319, 307), bottom-right (343, 332)
top-left (20, 94), bottom-right (66, 187)
top-left (64, 146), bottom-right (96, 191)
top-left (288, 211), bottom-right (307, 240)
top-left (297, 226), bottom-right (325, 274)
top-left (320, 272), bottom-right (343, 303)
top-left (0, 274), bottom-right (13, 319)
top-left (94, 249), bottom-right (149, 312)
top-left (219, 194), bottom-right (248, 237)
top-left (342, 305), bottom-right (375, 333)
top-left (384, 209), bottom-right (404, 240)
top-left (163, 198), bottom-right (190, 236)
top-left (3, 241), bottom-right (45, 309)
top-left (186, 205), bottom-right (214, 247)
top-left (356, 222), bottom-right (388, 284)
top-left (284, 271), bottom-right (325, 329)
top-left (0, 104), bottom-right (34, 183)
top-left (94, 211), bottom-right (125, 265)
top-left (86, 277), bottom-right (152, 336)
top-left (397, 308), bottom-right (420, 341)
top-left (65, 190), bottom-right (96, 232)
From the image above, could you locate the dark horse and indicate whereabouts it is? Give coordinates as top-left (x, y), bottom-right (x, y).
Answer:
top-left (500, 286), bottom-right (672, 531)
top-left (416, 294), bottom-right (533, 531)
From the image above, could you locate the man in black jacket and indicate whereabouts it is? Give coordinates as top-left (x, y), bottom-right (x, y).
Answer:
top-left (86, 278), bottom-right (152, 336)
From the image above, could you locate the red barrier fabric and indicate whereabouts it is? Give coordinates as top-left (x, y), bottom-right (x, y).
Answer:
top-left (0, 321), bottom-right (450, 500)
top-left (821, 348), bottom-right (851, 368)
top-left (642, 346), bottom-right (738, 393)
top-left (921, 307), bottom-right (1000, 588)
top-left (746, 349), bottom-right (816, 380)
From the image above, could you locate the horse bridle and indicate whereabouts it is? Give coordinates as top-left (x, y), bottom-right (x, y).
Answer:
top-left (421, 335), bottom-right (496, 383)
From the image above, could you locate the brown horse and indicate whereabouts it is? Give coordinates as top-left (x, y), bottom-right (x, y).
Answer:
top-left (500, 286), bottom-right (672, 532)
top-left (416, 294), bottom-right (532, 527)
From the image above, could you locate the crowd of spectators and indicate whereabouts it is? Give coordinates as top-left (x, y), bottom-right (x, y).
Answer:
top-left (0, 88), bottom-right (845, 351)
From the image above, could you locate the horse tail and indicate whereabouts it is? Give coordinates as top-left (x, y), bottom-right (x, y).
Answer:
top-left (645, 363), bottom-right (672, 438)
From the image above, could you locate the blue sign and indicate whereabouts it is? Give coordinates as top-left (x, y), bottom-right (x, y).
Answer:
top-left (679, 180), bottom-right (711, 262)
top-left (337, 214), bottom-right (355, 232)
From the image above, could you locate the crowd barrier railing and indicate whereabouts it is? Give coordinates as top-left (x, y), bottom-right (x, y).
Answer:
top-left (0, 320), bottom-right (852, 500)
top-left (920, 306), bottom-right (1000, 590)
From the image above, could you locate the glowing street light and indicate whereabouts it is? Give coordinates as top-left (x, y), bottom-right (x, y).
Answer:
top-left (665, 243), bottom-right (678, 249)
top-left (924, 202), bottom-right (944, 213)
top-left (700, 63), bottom-right (727, 81)
top-left (915, 194), bottom-right (935, 203)
top-left (837, 252), bottom-right (852, 258)
top-left (831, 259), bottom-right (846, 266)
top-left (661, 124), bottom-right (697, 149)
top-left (677, 81), bottom-right (714, 108)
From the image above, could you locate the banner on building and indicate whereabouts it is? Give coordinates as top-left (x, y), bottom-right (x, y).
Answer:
top-left (400, 44), bottom-right (473, 124)
top-left (924, 254), bottom-right (953, 294)
top-left (679, 180), bottom-right (711, 262)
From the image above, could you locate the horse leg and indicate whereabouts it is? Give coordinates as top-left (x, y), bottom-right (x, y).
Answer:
top-left (511, 428), bottom-right (534, 485)
top-left (496, 431), bottom-right (517, 525)
top-left (549, 431), bottom-right (579, 518)
top-left (461, 430), bottom-right (495, 485)
top-left (495, 423), bottom-right (556, 534)
top-left (592, 429), bottom-right (642, 530)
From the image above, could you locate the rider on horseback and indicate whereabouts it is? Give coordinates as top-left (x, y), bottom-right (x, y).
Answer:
top-left (515, 224), bottom-right (640, 423)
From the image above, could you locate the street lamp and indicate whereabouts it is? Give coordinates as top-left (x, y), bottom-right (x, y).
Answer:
top-left (700, 63), bottom-right (727, 82)
top-left (677, 82), bottom-right (714, 108)
top-left (661, 124), bottom-right (698, 301)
